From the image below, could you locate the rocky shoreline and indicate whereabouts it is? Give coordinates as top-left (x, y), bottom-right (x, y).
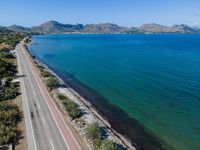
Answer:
top-left (25, 38), bottom-right (136, 150)
top-left (26, 34), bottom-right (175, 150)
top-left (34, 57), bottom-right (136, 150)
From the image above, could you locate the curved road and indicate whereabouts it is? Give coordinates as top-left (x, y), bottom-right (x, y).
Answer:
top-left (16, 42), bottom-right (81, 150)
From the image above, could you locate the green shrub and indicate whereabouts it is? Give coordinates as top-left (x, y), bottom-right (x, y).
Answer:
top-left (99, 140), bottom-right (117, 150)
top-left (41, 70), bottom-right (54, 78)
top-left (86, 122), bottom-right (102, 140)
top-left (64, 99), bottom-right (82, 119)
top-left (0, 101), bottom-right (20, 145)
top-left (85, 122), bottom-right (109, 149)
top-left (0, 83), bottom-right (19, 101)
top-left (93, 138), bottom-right (103, 149)
top-left (0, 58), bottom-right (16, 78)
top-left (67, 104), bottom-right (82, 119)
top-left (0, 30), bottom-right (28, 50)
top-left (57, 93), bottom-right (68, 101)
top-left (0, 124), bottom-right (18, 145)
top-left (37, 64), bottom-right (45, 70)
top-left (24, 38), bottom-right (31, 43)
top-left (46, 76), bottom-right (59, 90)
top-left (37, 65), bottom-right (45, 72)
top-left (4, 88), bottom-right (18, 99)
top-left (0, 101), bottom-right (20, 125)
top-left (65, 100), bottom-right (77, 111)
top-left (0, 53), bottom-right (14, 59)
top-left (0, 29), bottom-right (26, 145)
top-left (57, 93), bottom-right (82, 119)
top-left (5, 76), bottom-right (13, 82)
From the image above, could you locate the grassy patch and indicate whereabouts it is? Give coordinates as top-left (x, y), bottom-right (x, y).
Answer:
top-left (85, 122), bottom-right (117, 150)
top-left (0, 101), bottom-right (21, 145)
top-left (0, 58), bottom-right (16, 79)
top-left (41, 70), bottom-right (54, 78)
top-left (45, 76), bottom-right (59, 91)
top-left (0, 82), bottom-right (19, 101)
top-left (57, 93), bottom-right (82, 119)
top-left (0, 28), bottom-right (27, 146)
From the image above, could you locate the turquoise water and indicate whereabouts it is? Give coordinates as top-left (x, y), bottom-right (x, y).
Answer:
top-left (30, 34), bottom-right (200, 150)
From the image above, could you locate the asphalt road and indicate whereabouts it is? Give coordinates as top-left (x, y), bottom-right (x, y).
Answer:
top-left (16, 42), bottom-right (81, 150)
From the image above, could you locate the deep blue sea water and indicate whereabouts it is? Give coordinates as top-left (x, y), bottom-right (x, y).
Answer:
top-left (30, 34), bottom-right (200, 150)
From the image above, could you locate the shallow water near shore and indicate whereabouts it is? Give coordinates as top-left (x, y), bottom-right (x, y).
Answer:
top-left (30, 34), bottom-right (200, 150)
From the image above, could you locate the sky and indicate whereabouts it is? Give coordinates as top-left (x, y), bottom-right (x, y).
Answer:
top-left (0, 0), bottom-right (200, 27)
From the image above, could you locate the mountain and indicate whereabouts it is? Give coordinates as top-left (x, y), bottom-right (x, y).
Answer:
top-left (31, 21), bottom-right (84, 34)
top-left (82, 23), bottom-right (130, 33)
top-left (0, 26), bottom-right (8, 31)
top-left (30, 21), bottom-right (128, 34)
top-left (138, 23), bottom-right (172, 33)
top-left (8, 25), bottom-right (31, 33)
top-left (172, 24), bottom-right (198, 33)
top-left (130, 23), bottom-right (199, 33)
top-left (0, 26), bottom-right (15, 34)
top-left (5, 21), bottom-right (200, 34)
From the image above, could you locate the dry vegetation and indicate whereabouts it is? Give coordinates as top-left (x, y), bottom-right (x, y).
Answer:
top-left (0, 28), bottom-right (28, 148)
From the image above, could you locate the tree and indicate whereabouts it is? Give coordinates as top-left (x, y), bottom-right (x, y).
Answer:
top-left (86, 122), bottom-right (102, 140)
top-left (41, 70), bottom-right (54, 78)
top-left (46, 76), bottom-right (59, 90)
top-left (57, 93), bottom-right (67, 101)
top-left (0, 53), bottom-right (14, 59)
top-left (0, 101), bottom-right (20, 145)
top-left (0, 124), bottom-right (18, 145)
top-left (0, 58), bottom-right (16, 78)
top-left (0, 83), bottom-right (19, 101)
top-left (0, 101), bottom-right (20, 125)
top-left (67, 104), bottom-right (82, 119)
top-left (62, 98), bottom-right (82, 119)
top-left (99, 140), bottom-right (117, 150)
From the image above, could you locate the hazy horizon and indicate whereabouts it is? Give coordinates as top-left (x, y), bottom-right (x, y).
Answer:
top-left (2, 20), bottom-right (199, 28)
top-left (0, 0), bottom-right (200, 27)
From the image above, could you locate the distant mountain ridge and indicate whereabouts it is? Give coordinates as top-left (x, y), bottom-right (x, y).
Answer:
top-left (4, 21), bottom-right (200, 34)
top-left (8, 25), bottom-right (31, 33)
top-left (31, 21), bottom-right (84, 33)
top-left (133, 23), bottom-right (199, 33)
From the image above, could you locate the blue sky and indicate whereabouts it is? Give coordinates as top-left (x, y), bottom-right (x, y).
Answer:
top-left (0, 0), bottom-right (200, 27)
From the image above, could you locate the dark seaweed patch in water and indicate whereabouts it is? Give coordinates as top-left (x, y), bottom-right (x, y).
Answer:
top-left (44, 54), bottom-right (54, 59)
top-left (48, 65), bottom-right (173, 150)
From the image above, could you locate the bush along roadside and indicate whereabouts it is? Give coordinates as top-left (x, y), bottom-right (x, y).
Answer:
top-left (45, 76), bottom-right (59, 91)
top-left (0, 28), bottom-right (24, 147)
top-left (24, 39), bottom-right (126, 150)
top-left (85, 122), bottom-right (118, 150)
top-left (0, 101), bottom-right (21, 145)
top-left (57, 93), bottom-right (82, 120)
top-left (57, 93), bottom-right (117, 150)
top-left (31, 59), bottom-right (59, 91)
top-left (0, 82), bottom-right (19, 101)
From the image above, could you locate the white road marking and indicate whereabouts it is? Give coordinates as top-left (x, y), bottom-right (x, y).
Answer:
top-left (17, 46), bottom-right (38, 150)
top-left (22, 53), bottom-right (58, 150)
top-left (50, 139), bottom-right (55, 150)
top-left (21, 44), bottom-right (74, 150)
top-left (42, 117), bottom-right (46, 126)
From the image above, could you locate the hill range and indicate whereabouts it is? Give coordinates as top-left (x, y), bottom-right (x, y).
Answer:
top-left (2, 21), bottom-right (200, 34)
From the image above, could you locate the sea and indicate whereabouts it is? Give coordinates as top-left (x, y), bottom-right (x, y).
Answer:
top-left (30, 34), bottom-right (200, 150)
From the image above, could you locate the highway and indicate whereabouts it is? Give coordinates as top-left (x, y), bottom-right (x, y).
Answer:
top-left (16, 42), bottom-right (81, 150)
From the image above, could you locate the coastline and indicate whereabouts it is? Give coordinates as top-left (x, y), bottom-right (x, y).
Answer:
top-left (28, 39), bottom-right (136, 149)
top-left (32, 54), bottom-right (136, 150)
top-left (28, 37), bottom-right (171, 150)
